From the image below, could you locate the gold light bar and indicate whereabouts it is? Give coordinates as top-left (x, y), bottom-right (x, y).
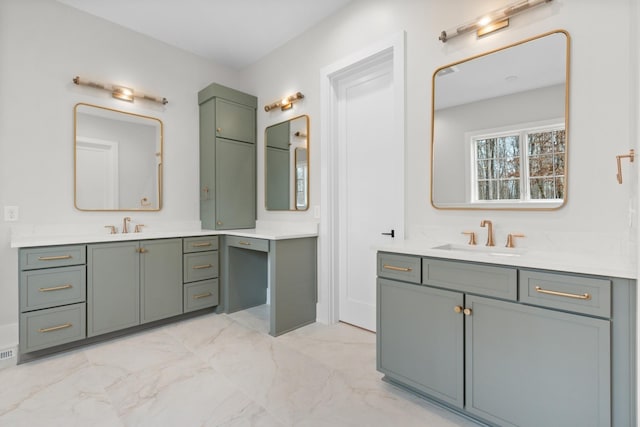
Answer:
top-left (264, 92), bottom-right (304, 112)
top-left (439, 0), bottom-right (553, 43)
top-left (73, 76), bottom-right (168, 105)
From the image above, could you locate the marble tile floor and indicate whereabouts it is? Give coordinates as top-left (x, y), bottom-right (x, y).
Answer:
top-left (0, 306), bottom-right (479, 427)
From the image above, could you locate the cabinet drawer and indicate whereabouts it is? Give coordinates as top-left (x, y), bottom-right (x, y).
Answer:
top-left (20, 245), bottom-right (86, 270)
top-left (20, 303), bottom-right (86, 353)
top-left (20, 266), bottom-right (86, 312)
top-left (519, 270), bottom-right (611, 317)
top-left (184, 279), bottom-right (219, 313)
top-left (377, 253), bottom-right (421, 284)
top-left (226, 235), bottom-right (269, 252)
top-left (183, 236), bottom-right (219, 253)
top-left (184, 252), bottom-right (218, 283)
top-left (422, 258), bottom-right (517, 301)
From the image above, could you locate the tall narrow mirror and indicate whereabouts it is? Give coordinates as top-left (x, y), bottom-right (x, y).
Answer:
top-left (74, 103), bottom-right (163, 211)
top-left (265, 115), bottom-right (309, 211)
top-left (431, 30), bottom-right (570, 210)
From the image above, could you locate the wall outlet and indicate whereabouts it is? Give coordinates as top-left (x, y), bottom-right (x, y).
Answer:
top-left (4, 206), bottom-right (18, 221)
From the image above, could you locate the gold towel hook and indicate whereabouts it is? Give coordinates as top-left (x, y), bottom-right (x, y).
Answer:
top-left (616, 149), bottom-right (635, 184)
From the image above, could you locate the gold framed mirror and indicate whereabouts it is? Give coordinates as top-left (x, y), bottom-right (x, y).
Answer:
top-left (431, 30), bottom-right (570, 210)
top-left (265, 115), bottom-right (309, 211)
top-left (74, 103), bottom-right (163, 211)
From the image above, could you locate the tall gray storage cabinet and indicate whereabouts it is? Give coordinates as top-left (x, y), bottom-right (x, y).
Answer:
top-left (199, 83), bottom-right (257, 230)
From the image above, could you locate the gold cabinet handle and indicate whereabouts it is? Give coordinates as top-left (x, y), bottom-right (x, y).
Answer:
top-left (216, 221), bottom-right (223, 225)
top-left (453, 305), bottom-right (463, 313)
top-left (383, 264), bottom-right (412, 272)
top-left (192, 242), bottom-right (212, 248)
top-left (38, 323), bottom-right (72, 333)
top-left (463, 308), bottom-right (472, 316)
top-left (38, 255), bottom-right (72, 261)
top-left (238, 241), bottom-right (251, 246)
top-left (193, 292), bottom-right (212, 300)
top-left (216, 127), bottom-right (222, 133)
top-left (534, 286), bottom-right (591, 300)
top-left (192, 264), bottom-right (212, 270)
top-left (136, 248), bottom-right (148, 253)
top-left (39, 284), bottom-right (73, 292)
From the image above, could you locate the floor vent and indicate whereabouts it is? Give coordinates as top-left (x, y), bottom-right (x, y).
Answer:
top-left (0, 348), bottom-right (15, 361)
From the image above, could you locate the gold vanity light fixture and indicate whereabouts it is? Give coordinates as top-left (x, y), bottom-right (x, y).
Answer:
top-left (439, 0), bottom-right (553, 43)
top-left (264, 92), bottom-right (304, 112)
top-left (73, 76), bottom-right (168, 105)
top-left (616, 149), bottom-right (635, 184)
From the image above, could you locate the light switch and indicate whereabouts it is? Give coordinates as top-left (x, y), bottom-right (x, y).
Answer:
top-left (4, 206), bottom-right (18, 221)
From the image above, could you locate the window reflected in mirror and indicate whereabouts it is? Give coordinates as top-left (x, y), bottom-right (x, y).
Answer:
top-left (431, 30), bottom-right (569, 210)
top-left (265, 115), bottom-right (309, 211)
top-left (74, 103), bottom-right (163, 211)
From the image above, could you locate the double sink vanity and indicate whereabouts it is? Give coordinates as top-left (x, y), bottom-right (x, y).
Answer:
top-left (12, 224), bottom-right (318, 362)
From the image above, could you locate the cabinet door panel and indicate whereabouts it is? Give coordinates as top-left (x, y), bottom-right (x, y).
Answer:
top-left (377, 278), bottom-right (464, 408)
top-left (87, 242), bottom-right (139, 337)
top-left (140, 239), bottom-right (183, 324)
top-left (215, 98), bottom-right (256, 143)
top-left (466, 295), bottom-right (610, 427)
top-left (215, 138), bottom-right (256, 229)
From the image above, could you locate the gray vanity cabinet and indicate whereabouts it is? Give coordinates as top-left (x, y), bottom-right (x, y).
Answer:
top-left (377, 252), bottom-right (635, 427)
top-left (87, 238), bottom-right (182, 337)
top-left (199, 82), bottom-right (257, 230)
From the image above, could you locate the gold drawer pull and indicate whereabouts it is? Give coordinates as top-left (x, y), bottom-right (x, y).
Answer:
top-left (383, 264), bottom-right (412, 272)
top-left (38, 255), bottom-right (72, 261)
top-left (136, 248), bottom-right (148, 253)
top-left (534, 286), bottom-right (592, 300)
top-left (193, 292), bottom-right (212, 300)
top-left (193, 264), bottom-right (212, 270)
top-left (238, 241), bottom-right (251, 246)
top-left (192, 242), bottom-right (212, 248)
top-left (38, 323), bottom-right (72, 333)
top-left (39, 284), bottom-right (73, 292)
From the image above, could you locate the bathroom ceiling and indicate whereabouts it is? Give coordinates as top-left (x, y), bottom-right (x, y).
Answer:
top-left (56, 0), bottom-right (353, 69)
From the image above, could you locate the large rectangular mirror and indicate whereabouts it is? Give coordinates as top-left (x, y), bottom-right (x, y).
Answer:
top-left (74, 103), bottom-right (163, 211)
top-left (431, 30), bottom-right (570, 210)
top-left (265, 115), bottom-right (309, 211)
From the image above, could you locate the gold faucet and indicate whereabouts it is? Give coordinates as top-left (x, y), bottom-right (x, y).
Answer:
top-left (461, 231), bottom-right (477, 245)
top-left (104, 225), bottom-right (117, 234)
top-left (123, 217), bottom-right (131, 234)
top-left (505, 233), bottom-right (525, 248)
top-left (480, 220), bottom-right (494, 246)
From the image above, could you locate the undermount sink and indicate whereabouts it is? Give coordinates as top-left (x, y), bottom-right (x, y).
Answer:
top-left (432, 243), bottom-right (524, 257)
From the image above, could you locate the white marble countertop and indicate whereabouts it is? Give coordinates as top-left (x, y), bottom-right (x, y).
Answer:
top-left (10, 223), bottom-right (318, 248)
top-left (377, 239), bottom-right (637, 279)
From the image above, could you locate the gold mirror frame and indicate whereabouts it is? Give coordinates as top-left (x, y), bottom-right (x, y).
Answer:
top-left (74, 103), bottom-right (163, 211)
top-left (430, 30), bottom-right (570, 211)
top-left (264, 115), bottom-right (310, 211)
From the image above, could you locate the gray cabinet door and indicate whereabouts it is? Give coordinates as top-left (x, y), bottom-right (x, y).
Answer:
top-left (465, 295), bottom-right (610, 427)
top-left (199, 99), bottom-right (217, 230)
top-left (87, 241), bottom-right (140, 337)
top-left (140, 239), bottom-right (183, 324)
top-left (377, 278), bottom-right (464, 408)
top-left (215, 137), bottom-right (256, 229)
top-left (215, 98), bottom-right (256, 143)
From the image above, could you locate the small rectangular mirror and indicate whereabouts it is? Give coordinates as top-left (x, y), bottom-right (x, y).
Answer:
top-left (74, 103), bottom-right (163, 211)
top-left (431, 30), bottom-right (570, 210)
top-left (265, 115), bottom-right (309, 211)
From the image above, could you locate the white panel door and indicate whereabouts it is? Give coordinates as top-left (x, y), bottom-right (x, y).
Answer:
top-left (336, 54), bottom-right (403, 331)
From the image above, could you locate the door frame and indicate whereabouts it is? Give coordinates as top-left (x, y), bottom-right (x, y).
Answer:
top-left (318, 32), bottom-right (406, 325)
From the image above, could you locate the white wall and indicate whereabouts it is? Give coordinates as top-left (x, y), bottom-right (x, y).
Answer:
top-left (0, 0), bottom-right (240, 329)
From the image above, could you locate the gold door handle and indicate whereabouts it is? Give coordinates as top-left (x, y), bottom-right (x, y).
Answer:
top-left (192, 264), bottom-right (212, 270)
top-left (534, 286), bottom-right (591, 300)
top-left (454, 305), bottom-right (463, 313)
top-left (193, 292), bottom-right (212, 300)
top-left (39, 284), bottom-right (73, 292)
top-left (238, 241), bottom-right (251, 246)
top-left (192, 242), bottom-right (212, 248)
top-left (383, 264), bottom-right (412, 272)
top-left (38, 323), bottom-right (72, 333)
top-left (38, 255), bottom-right (72, 261)
top-left (463, 308), bottom-right (472, 316)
